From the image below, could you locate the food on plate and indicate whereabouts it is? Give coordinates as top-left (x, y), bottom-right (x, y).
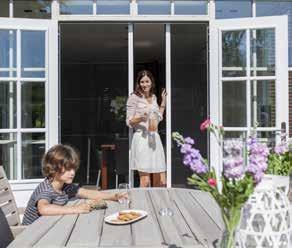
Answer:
top-left (112, 211), bottom-right (143, 222)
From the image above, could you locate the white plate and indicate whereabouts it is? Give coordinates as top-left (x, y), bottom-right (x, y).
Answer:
top-left (104, 210), bottom-right (147, 225)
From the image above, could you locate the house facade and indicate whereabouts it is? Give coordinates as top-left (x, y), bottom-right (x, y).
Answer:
top-left (0, 0), bottom-right (290, 207)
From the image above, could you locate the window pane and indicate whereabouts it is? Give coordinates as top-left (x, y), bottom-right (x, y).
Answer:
top-left (257, 131), bottom-right (276, 148)
top-left (22, 133), bottom-right (45, 179)
top-left (21, 82), bottom-right (45, 128)
top-left (0, 133), bottom-right (17, 180)
top-left (224, 131), bottom-right (247, 139)
top-left (216, 0), bottom-right (252, 19)
top-left (256, 1), bottom-right (292, 66)
top-left (222, 30), bottom-right (246, 77)
top-left (97, 0), bottom-right (130, 15)
top-left (251, 29), bottom-right (275, 76)
top-left (0, 0), bottom-right (9, 17)
top-left (251, 80), bottom-right (276, 128)
top-left (14, 0), bottom-right (51, 19)
top-left (138, 0), bottom-right (171, 15)
top-left (174, 0), bottom-right (207, 15)
top-left (0, 81), bottom-right (16, 129)
top-left (21, 31), bottom-right (45, 78)
top-left (223, 81), bottom-right (247, 127)
top-left (0, 30), bottom-right (16, 78)
top-left (60, 0), bottom-right (93, 15)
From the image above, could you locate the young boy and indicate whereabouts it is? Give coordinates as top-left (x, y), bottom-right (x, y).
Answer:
top-left (22, 144), bottom-right (126, 225)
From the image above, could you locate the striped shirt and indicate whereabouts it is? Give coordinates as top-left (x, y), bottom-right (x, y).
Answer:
top-left (22, 178), bottom-right (79, 225)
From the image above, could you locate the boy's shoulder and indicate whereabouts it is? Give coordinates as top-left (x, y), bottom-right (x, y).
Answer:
top-left (34, 178), bottom-right (54, 194)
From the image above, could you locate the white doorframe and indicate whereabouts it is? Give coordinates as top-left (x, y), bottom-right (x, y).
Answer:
top-left (209, 16), bottom-right (289, 179)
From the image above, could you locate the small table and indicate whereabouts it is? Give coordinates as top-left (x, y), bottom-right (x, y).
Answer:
top-left (100, 144), bottom-right (115, 190)
top-left (9, 188), bottom-right (224, 247)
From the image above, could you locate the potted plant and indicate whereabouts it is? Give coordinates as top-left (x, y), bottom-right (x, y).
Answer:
top-left (172, 119), bottom-right (270, 248)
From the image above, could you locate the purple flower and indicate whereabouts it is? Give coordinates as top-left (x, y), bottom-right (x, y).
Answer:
top-left (180, 144), bottom-right (192, 154)
top-left (184, 137), bottom-right (195, 145)
top-left (189, 159), bottom-right (208, 174)
top-left (223, 140), bottom-right (245, 179)
top-left (247, 136), bottom-right (269, 183)
top-left (274, 143), bottom-right (288, 155)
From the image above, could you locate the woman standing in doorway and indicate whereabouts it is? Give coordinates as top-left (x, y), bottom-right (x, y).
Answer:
top-left (126, 70), bottom-right (167, 187)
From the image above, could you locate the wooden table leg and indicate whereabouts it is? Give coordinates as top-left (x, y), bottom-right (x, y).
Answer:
top-left (101, 151), bottom-right (107, 190)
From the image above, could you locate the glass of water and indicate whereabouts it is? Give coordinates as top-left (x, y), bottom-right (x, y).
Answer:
top-left (118, 183), bottom-right (130, 205)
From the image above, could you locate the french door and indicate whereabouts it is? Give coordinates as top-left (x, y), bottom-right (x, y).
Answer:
top-left (209, 16), bottom-right (289, 177)
top-left (0, 18), bottom-right (58, 180)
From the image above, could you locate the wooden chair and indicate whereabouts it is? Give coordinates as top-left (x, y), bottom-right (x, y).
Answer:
top-left (0, 166), bottom-right (26, 237)
top-left (0, 207), bottom-right (14, 248)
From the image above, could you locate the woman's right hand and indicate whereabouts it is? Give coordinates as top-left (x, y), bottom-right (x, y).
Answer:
top-left (73, 203), bottom-right (91, 214)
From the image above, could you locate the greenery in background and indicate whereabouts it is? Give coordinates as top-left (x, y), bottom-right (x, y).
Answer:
top-left (266, 139), bottom-right (291, 176)
top-left (110, 96), bottom-right (127, 122)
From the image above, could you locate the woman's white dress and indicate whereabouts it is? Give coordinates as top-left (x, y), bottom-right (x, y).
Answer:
top-left (126, 94), bottom-right (166, 173)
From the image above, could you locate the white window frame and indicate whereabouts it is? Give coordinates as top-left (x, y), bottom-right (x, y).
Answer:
top-left (209, 15), bottom-right (289, 178)
top-left (0, 18), bottom-right (58, 183)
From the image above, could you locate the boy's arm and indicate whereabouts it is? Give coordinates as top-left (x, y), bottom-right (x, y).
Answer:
top-left (77, 188), bottom-right (118, 201)
top-left (37, 199), bottom-right (91, 216)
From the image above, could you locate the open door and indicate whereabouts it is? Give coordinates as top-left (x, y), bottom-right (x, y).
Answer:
top-left (209, 16), bottom-right (289, 177)
top-left (0, 18), bottom-right (58, 180)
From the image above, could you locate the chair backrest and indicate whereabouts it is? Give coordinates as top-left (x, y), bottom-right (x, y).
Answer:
top-left (0, 166), bottom-right (20, 226)
top-left (114, 138), bottom-right (129, 175)
top-left (0, 207), bottom-right (14, 248)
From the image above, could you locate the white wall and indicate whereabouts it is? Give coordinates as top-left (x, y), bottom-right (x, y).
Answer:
top-left (10, 181), bottom-right (40, 207)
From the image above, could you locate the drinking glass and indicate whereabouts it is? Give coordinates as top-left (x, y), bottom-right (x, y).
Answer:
top-left (118, 183), bottom-right (130, 205)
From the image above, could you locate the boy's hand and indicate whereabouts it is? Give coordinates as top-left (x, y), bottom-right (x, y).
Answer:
top-left (73, 203), bottom-right (91, 214)
top-left (115, 192), bottom-right (129, 202)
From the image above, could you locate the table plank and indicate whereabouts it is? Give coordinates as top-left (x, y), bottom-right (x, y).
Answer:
top-left (34, 200), bottom-right (83, 247)
top-left (130, 189), bottom-right (164, 246)
top-left (8, 199), bottom-right (78, 248)
top-left (174, 189), bottom-right (222, 246)
top-left (168, 189), bottom-right (210, 247)
top-left (190, 190), bottom-right (225, 230)
top-left (148, 189), bottom-right (201, 247)
top-left (99, 198), bottom-right (133, 246)
top-left (66, 206), bottom-right (106, 246)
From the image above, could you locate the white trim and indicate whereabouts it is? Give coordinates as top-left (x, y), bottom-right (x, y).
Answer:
top-left (51, 0), bottom-right (59, 20)
top-left (16, 29), bottom-right (21, 180)
top-left (48, 20), bottom-right (59, 148)
top-left (0, 77), bottom-right (17, 81)
top-left (128, 23), bottom-right (134, 188)
top-left (209, 19), bottom-right (221, 180)
top-left (276, 16), bottom-right (289, 139)
top-left (246, 29), bottom-right (251, 133)
top-left (57, 15), bottom-right (210, 22)
top-left (209, 0), bottom-right (215, 20)
top-left (252, 0), bottom-right (256, 17)
top-left (9, 0), bottom-right (13, 18)
top-left (166, 24), bottom-right (171, 188)
top-left (170, 1), bottom-right (175, 16)
top-left (93, 0), bottom-right (97, 15)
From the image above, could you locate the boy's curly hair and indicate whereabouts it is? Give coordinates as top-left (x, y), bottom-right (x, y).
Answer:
top-left (42, 144), bottom-right (80, 179)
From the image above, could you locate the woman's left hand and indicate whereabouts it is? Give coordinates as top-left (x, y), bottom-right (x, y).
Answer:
top-left (161, 88), bottom-right (167, 104)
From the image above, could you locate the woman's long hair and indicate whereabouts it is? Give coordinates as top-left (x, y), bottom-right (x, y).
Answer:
top-left (134, 70), bottom-right (155, 97)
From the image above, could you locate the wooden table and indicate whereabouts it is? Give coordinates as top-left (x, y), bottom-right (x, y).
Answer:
top-left (9, 188), bottom-right (224, 248)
